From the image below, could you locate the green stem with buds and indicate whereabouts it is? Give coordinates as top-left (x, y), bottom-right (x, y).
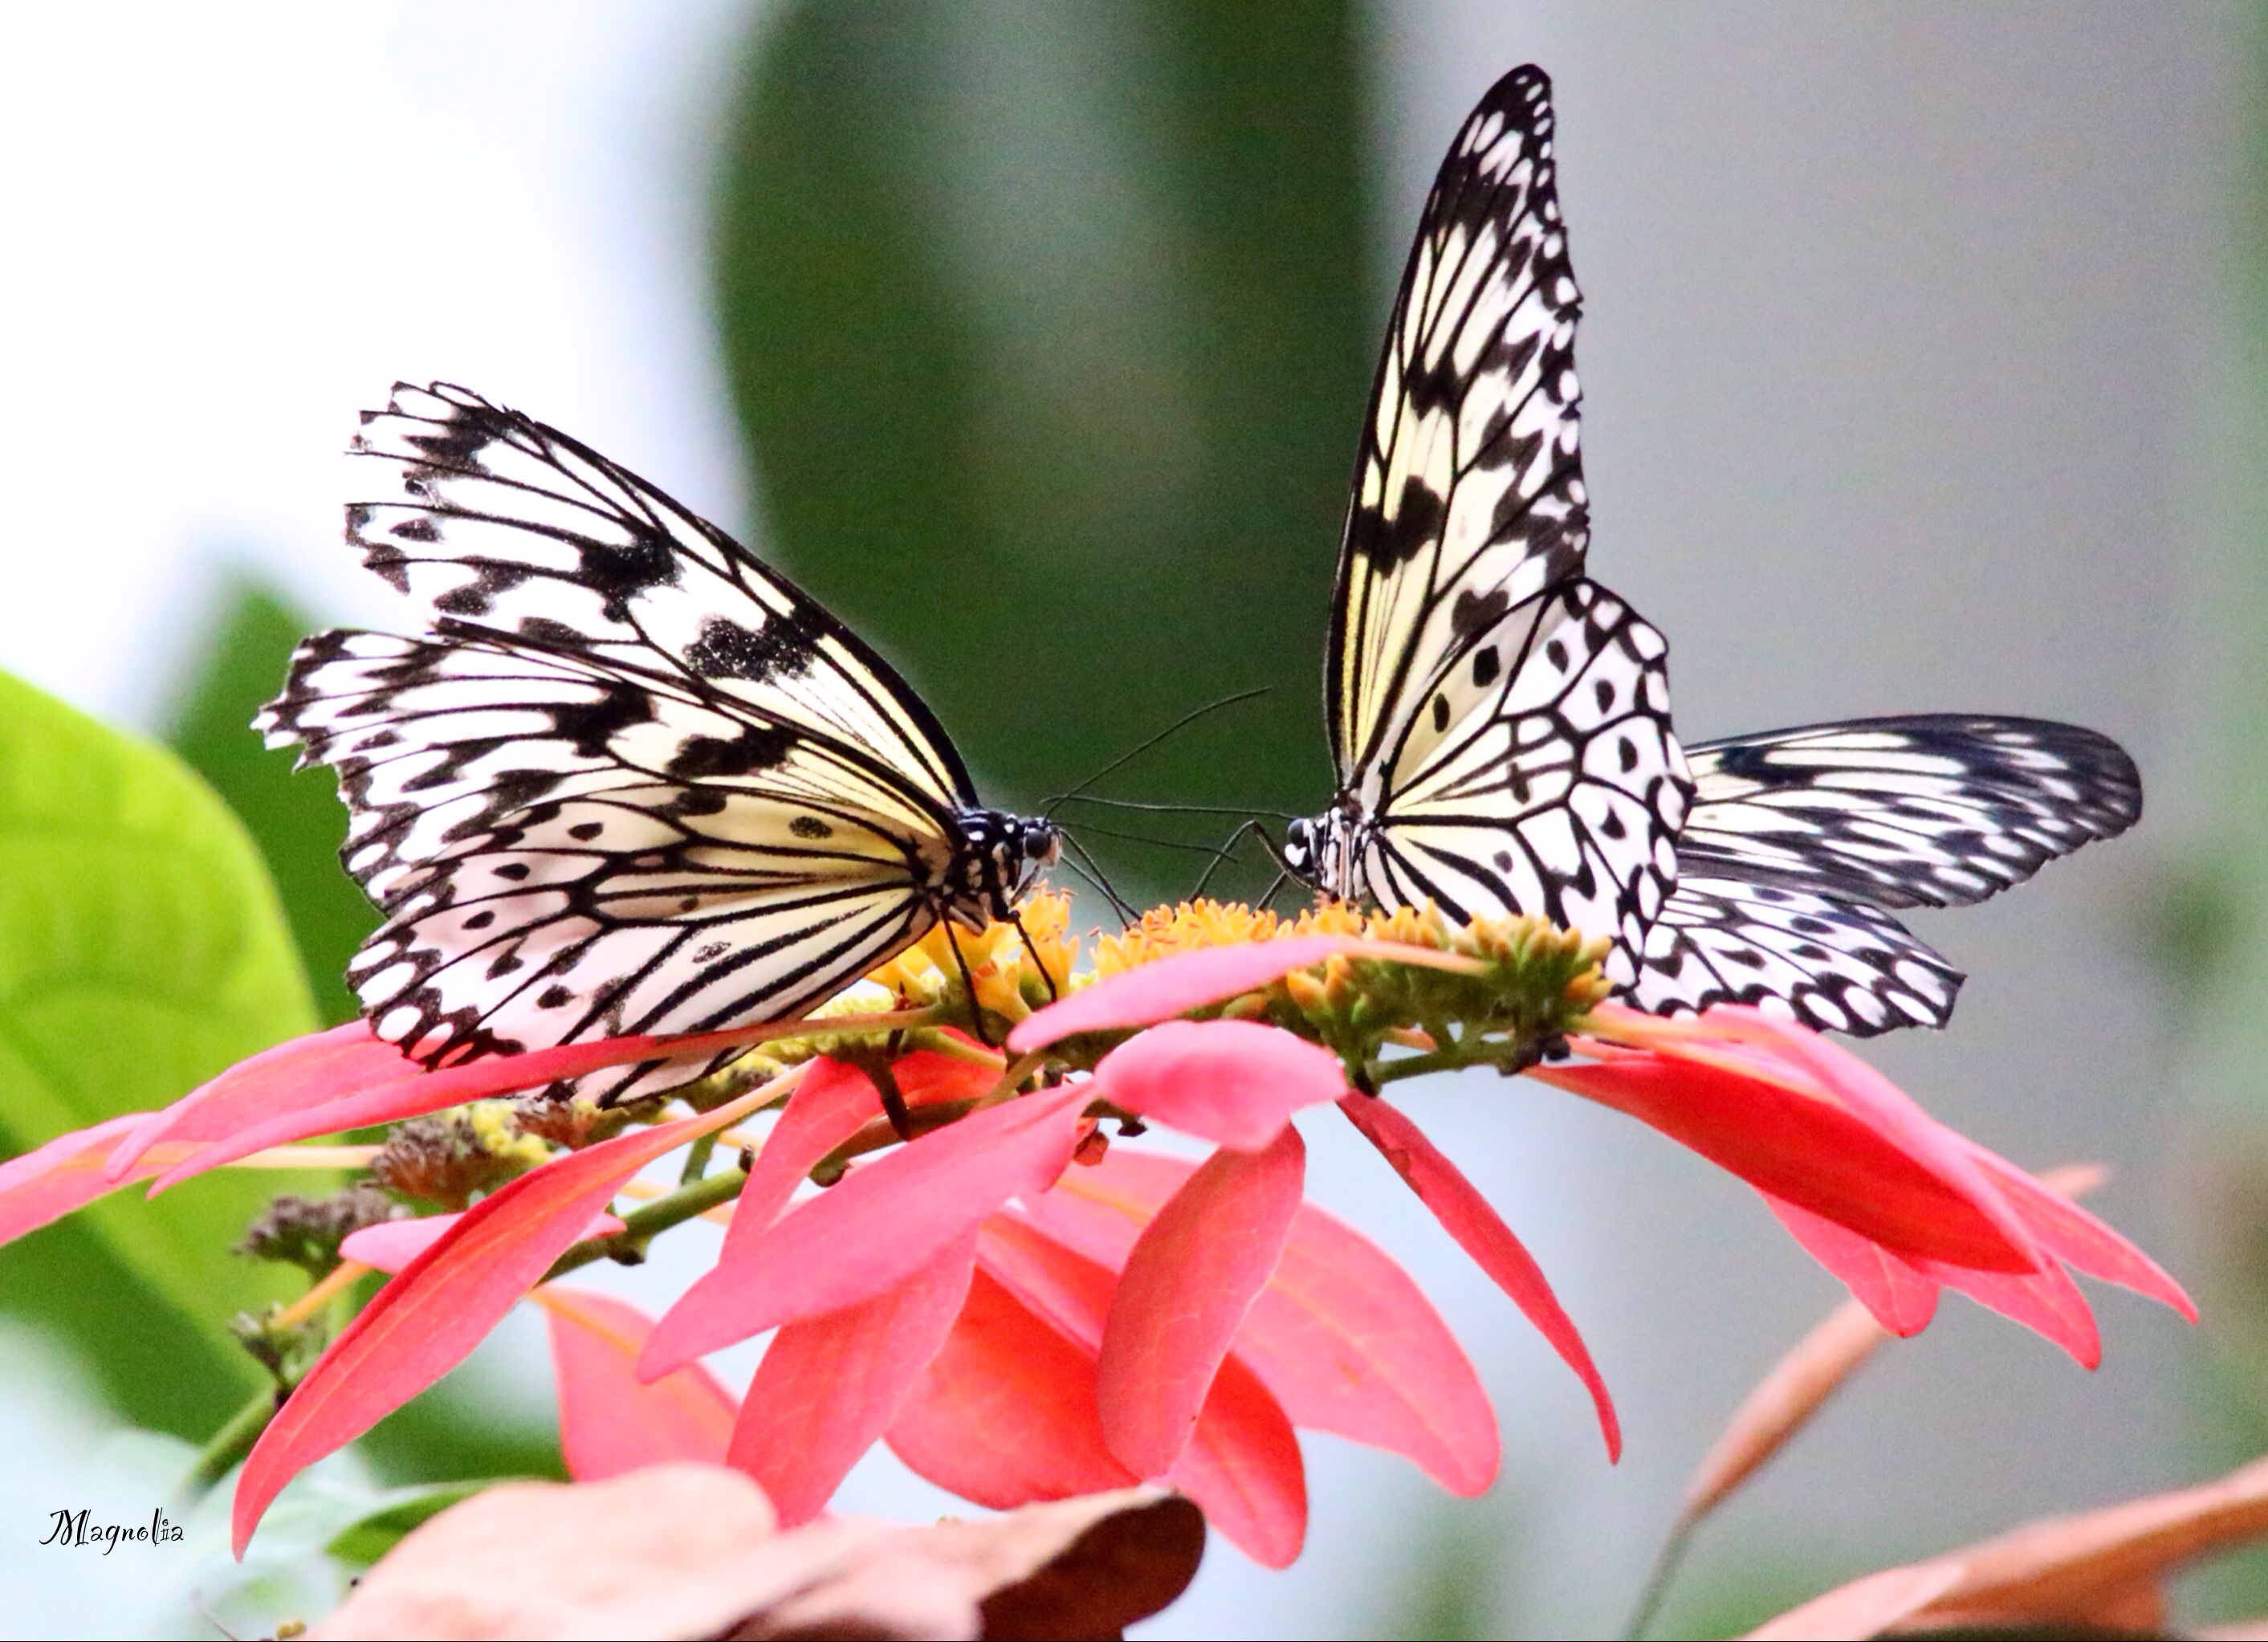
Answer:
top-left (544, 1163), bottom-right (754, 1283)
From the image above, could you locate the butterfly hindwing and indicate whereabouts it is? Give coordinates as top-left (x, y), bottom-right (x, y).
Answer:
top-left (1329, 65), bottom-right (1588, 784)
top-left (260, 627), bottom-right (948, 1101)
top-left (1366, 579), bottom-right (1692, 974)
top-left (1631, 875), bottom-right (1964, 1036)
top-left (1676, 715), bottom-right (2142, 911)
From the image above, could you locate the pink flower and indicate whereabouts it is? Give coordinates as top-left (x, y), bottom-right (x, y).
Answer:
top-left (0, 923), bottom-right (2193, 1571)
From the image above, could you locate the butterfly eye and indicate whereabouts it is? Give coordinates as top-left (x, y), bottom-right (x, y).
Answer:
top-left (1023, 824), bottom-right (1061, 865)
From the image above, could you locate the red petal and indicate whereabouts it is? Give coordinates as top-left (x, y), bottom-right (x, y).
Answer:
top-left (1339, 1094), bottom-right (1621, 1462)
top-left (232, 1079), bottom-right (776, 1556)
top-left (1007, 935), bottom-right (1471, 1052)
top-left (727, 1057), bottom-right (882, 1241)
top-left (1763, 1194), bottom-right (1940, 1336)
top-left (341, 1211), bottom-right (627, 1277)
top-left (894, 1038), bottom-right (1004, 1107)
top-left (1965, 1148), bottom-right (2196, 1321)
top-left (107, 1021), bottom-right (413, 1177)
top-left (642, 1086), bottom-right (1087, 1375)
top-left (1531, 1055), bottom-right (2033, 1271)
top-left (1170, 1351), bottom-right (1308, 1568)
top-left (972, 1216), bottom-right (1306, 1567)
top-left (1097, 1127), bottom-right (1306, 1478)
top-left (532, 1287), bottom-right (737, 1479)
top-left (885, 1264), bottom-right (1138, 1507)
top-left (726, 1230), bottom-right (977, 1526)
top-left (0, 1115), bottom-right (197, 1245)
top-left (1920, 1253), bottom-right (2102, 1367)
top-left (1024, 1148), bottom-right (1496, 1496)
top-left (149, 1021), bottom-right (811, 1195)
top-left (1090, 1020), bottom-right (1348, 1150)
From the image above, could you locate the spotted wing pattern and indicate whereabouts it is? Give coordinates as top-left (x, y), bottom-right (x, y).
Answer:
top-left (1329, 64), bottom-right (1589, 784)
top-left (1675, 715), bottom-right (2142, 909)
top-left (1629, 877), bottom-right (1962, 1035)
top-left (1364, 578), bottom-right (1693, 980)
top-left (1621, 716), bottom-right (2140, 1034)
top-left (259, 385), bottom-right (981, 1102)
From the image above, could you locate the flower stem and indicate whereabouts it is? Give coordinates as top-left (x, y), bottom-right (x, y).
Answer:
top-left (185, 1384), bottom-right (280, 1493)
top-left (544, 1163), bottom-right (753, 1283)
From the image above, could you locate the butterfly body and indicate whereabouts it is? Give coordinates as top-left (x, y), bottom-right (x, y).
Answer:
top-left (263, 383), bottom-right (1057, 1100)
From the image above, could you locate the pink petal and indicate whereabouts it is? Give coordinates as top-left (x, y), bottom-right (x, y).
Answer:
top-left (893, 1037), bottom-right (1006, 1107)
top-left (972, 1216), bottom-right (1306, 1567)
top-left (885, 1264), bottom-right (1138, 1508)
top-left (531, 1287), bottom-right (738, 1479)
top-left (1171, 1349), bottom-right (1308, 1569)
top-left (1089, 1020), bottom-right (1348, 1150)
top-left (1097, 1126), bottom-right (1306, 1478)
top-left (1918, 1253), bottom-right (2102, 1368)
top-left (232, 1078), bottom-right (779, 1556)
top-left (0, 1115), bottom-right (198, 1245)
top-left (1338, 1094), bottom-right (1621, 1462)
top-left (1531, 1055), bottom-right (2033, 1272)
top-left (726, 1230), bottom-right (977, 1526)
top-left (1007, 935), bottom-right (1468, 1053)
top-left (1763, 1195), bottom-right (1940, 1336)
top-left (726, 1057), bottom-right (882, 1241)
top-left (642, 1086), bottom-right (1088, 1375)
top-left (149, 1021), bottom-right (813, 1196)
top-left (1965, 1147), bottom-right (2196, 1321)
top-left (1024, 1147), bottom-right (1496, 1496)
top-left (341, 1212), bottom-right (628, 1277)
top-left (107, 1021), bottom-right (414, 1177)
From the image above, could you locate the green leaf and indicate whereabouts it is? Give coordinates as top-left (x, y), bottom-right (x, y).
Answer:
top-left (324, 1477), bottom-right (499, 1567)
top-left (0, 666), bottom-right (334, 1428)
top-left (712, 0), bottom-right (1370, 894)
top-left (165, 576), bottom-right (378, 1026)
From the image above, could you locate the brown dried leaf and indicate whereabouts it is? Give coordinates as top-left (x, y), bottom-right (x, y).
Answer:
top-left (308, 1465), bottom-right (1202, 1642)
top-left (1745, 1453), bottom-right (2268, 1640)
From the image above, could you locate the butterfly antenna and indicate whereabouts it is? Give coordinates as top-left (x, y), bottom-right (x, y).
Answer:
top-left (1051, 794), bottom-right (1301, 822)
top-left (1072, 820), bottom-right (1251, 857)
top-left (1042, 687), bottom-right (1271, 819)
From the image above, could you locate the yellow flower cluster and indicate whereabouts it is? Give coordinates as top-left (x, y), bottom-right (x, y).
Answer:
top-left (862, 887), bottom-right (1078, 1027)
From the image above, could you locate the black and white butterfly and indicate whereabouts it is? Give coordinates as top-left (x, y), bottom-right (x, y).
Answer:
top-left (1277, 64), bottom-right (2141, 1033)
top-left (260, 383), bottom-right (1061, 1102)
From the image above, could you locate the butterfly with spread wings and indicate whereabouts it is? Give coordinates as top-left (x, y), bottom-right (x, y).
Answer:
top-left (1276, 64), bottom-right (2140, 1034)
top-left (259, 383), bottom-right (1061, 1102)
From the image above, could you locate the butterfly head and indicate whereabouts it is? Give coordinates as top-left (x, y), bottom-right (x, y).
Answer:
top-left (947, 808), bottom-right (1063, 927)
top-left (1281, 800), bottom-right (1366, 903)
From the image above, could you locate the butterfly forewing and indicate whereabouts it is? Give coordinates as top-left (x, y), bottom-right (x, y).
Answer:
top-left (1676, 715), bottom-right (2142, 911)
top-left (348, 383), bottom-right (973, 817)
top-left (1366, 579), bottom-right (1692, 973)
top-left (1329, 64), bottom-right (1588, 784)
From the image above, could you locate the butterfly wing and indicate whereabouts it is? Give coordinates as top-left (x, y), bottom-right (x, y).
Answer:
top-left (348, 382), bottom-right (975, 816)
top-left (1329, 65), bottom-right (1588, 785)
top-left (260, 630), bottom-right (948, 1102)
top-left (263, 383), bottom-right (996, 1102)
top-left (1363, 579), bottom-right (1693, 978)
top-left (1629, 876), bottom-right (1964, 1036)
top-left (1676, 715), bottom-right (2142, 910)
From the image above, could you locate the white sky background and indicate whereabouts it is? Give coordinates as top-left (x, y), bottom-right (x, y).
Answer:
top-left (0, 3), bottom-right (2244, 1640)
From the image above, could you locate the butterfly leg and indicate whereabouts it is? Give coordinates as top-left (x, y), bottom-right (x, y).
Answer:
top-left (1187, 817), bottom-right (1285, 902)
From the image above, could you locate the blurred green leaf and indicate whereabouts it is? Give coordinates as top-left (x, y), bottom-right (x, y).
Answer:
top-left (324, 1477), bottom-right (496, 1567)
top-left (165, 576), bottom-right (377, 1025)
top-left (360, 1377), bottom-right (568, 1491)
top-left (713, 0), bottom-right (1370, 895)
top-left (0, 666), bottom-right (333, 1431)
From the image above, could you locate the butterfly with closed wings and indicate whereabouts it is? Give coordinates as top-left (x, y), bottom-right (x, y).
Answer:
top-left (1276, 64), bottom-right (2140, 1035)
top-left (259, 383), bottom-right (1062, 1103)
